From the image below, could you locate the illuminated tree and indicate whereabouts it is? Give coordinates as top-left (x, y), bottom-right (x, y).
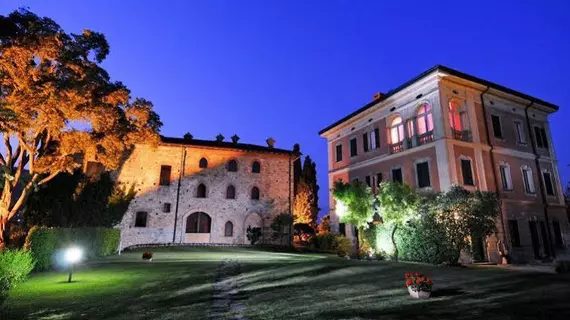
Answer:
top-left (316, 214), bottom-right (330, 234)
top-left (293, 179), bottom-right (313, 224)
top-left (376, 182), bottom-right (420, 261)
top-left (0, 9), bottom-right (161, 245)
top-left (332, 180), bottom-right (374, 252)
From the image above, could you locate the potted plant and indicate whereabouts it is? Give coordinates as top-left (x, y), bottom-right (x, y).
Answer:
top-left (405, 272), bottom-right (433, 299)
top-left (142, 252), bottom-right (153, 262)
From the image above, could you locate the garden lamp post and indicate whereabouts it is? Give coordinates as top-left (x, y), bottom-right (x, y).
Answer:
top-left (65, 247), bottom-right (82, 283)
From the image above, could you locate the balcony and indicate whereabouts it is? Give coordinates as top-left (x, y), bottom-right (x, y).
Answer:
top-left (452, 129), bottom-right (472, 142)
top-left (417, 132), bottom-right (434, 146)
top-left (390, 141), bottom-right (404, 154)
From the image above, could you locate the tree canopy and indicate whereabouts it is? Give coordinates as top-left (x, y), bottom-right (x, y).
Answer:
top-left (0, 9), bottom-right (161, 244)
top-left (332, 180), bottom-right (374, 230)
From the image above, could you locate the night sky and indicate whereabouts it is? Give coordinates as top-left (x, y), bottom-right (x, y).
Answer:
top-left (3, 0), bottom-right (569, 217)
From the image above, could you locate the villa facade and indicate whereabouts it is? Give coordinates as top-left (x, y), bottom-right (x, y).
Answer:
top-left (320, 65), bottom-right (568, 263)
top-left (110, 137), bottom-right (297, 248)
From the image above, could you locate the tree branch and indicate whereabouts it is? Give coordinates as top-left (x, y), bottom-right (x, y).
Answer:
top-left (3, 135), bottom-right (12, 166)
top-left (8, 174), bottom-right (39, 219)
top-left (37, 169), bottom-right (61, 186)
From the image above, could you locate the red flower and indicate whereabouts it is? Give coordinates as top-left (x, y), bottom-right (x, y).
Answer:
top-left (406, 279), bottom-right (412, 286)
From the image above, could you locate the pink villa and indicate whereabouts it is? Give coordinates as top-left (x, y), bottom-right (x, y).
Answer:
top-left (320, 65), bottom-right (568, 263)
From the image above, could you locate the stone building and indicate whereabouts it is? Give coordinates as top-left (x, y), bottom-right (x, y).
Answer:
top-left (320, 65), bottom-right (568, 264)
top-left (114, 136), bottom-right (298, 248)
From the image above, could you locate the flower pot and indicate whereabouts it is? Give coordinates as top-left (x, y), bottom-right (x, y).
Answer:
top-left (407, 286), bottom-right (431, 299)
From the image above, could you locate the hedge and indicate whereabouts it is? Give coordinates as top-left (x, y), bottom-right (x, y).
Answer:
top-left (310, 234), bottom-right (352, 257)
top-left (24, 227), bottom-right (120, 271)
top-left (0, 249), bottom-right (34, 301)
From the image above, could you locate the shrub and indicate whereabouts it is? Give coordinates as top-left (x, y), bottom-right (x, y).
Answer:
top-left (24, 226), bottom-right (57, 271)
top-left (310, 234), bottom-right (352, 257)
top-left (0, 249), bottom-right (34, 299)
top-left (8, 225), bottom-right (28, 249)
top-left (246, 226), bottom-right (262, 245)
top-left (332, 235), bottom-right (352, 257)
top-left (24, 227), bottom-right (120, 271)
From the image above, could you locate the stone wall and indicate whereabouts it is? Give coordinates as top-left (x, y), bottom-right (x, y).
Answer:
top-left (116, 143), bottom-right (294, 248)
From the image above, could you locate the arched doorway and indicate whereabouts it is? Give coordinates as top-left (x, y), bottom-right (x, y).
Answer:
top-left (185, 212), bottom-right (212, 243)
top-left (243, 213), bottom-right (263, 245)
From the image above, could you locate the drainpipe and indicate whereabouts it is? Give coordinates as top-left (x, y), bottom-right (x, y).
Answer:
top-left (480, 87), bottom-right (509, 262)
top-left (172, 147), bottom-right (186, 243)
top-left (524, 103), bottom-right (556, 259)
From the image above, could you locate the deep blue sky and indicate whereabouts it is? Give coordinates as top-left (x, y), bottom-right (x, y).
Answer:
top-left (2, 0), bottom-right (569, 216)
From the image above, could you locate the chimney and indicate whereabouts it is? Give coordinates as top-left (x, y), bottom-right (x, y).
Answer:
top-left (231, 134), bottom-right (240, 144)
top-left (266, 137), bottom-right (275, 148)
top-left (183, 132), bottom-right (193, 140)
top-left (216, 134), bottom-right (225, 142)
top-left (373, 92), bottom-right (384, 101)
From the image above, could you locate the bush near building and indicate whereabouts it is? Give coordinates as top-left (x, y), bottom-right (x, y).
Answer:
top-left (24, 226), bottom-right (120, 271)
top-left (0, 249), bottom-right (34, 302)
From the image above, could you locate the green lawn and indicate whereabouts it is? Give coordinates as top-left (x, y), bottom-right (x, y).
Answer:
top-left (3, 247), bottom-right (570, 320)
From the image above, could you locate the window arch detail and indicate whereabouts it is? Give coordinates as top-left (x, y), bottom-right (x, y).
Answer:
top-left (389, 116), bottom-right (405, 144)
top-left (199, 158), bottom-right (208, 169)
top-left (226, 184), bottom-right (236, 199)
top-left (224, 221), bottom-right (234, 237)
top-left (252, 161), bottom-right (261, 173)
top-left (416, 102), bottom-right (434, 136)
top-left (196, 183), bottom-right (207, 198)
top-left (186, 212), bottom-right (211, 233)
top-left (227, 159), bottom-right (238, 172)
top-left (251, 186), bottom-right (260, 200)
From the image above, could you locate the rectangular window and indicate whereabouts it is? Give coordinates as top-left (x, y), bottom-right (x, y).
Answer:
top-left (376, 173), bottom-right (383, 185)
top-left (365, 175), bottom-right (371, 187)
top-left (362, 132), bottom-right (369, 152)
top-left (514, 121), bottom-right (526, 144)
top-left (392, 168), bottom-right (403, 184)
top-left (163, 203), bottom-right (171, 213)
top-left (159, 165), bottom-right (172, 186)
top-left (461, 159), bottom-right (474, 186)
top-left (499, 165), bottom-right (512, 190)
top-left (335, 144), bottom-right (343, 162)
top-left (491, 115), bottom-right (503, 139)
top-left (369, 130), bottom-right (378, 150)
top-left (350, 138), bottom-right (358, 157)
top-left (339, 223), bottom-right (346, 236)
top-left (522, 168), bottom-right (535, 194)
top-left (543, 172), bottom-right (555, 196)
top-left (508, 220), bottom-right (521, 247)
top-left (135, 211), bottom-right (148, 228)
top-left (416, 161), bottom-right (431, 188)
top-left (534, 126), bottom-right (549, 149)
top-left (374, 128), bottom-right (380, 149)
top-left (553, 221), bottom-right (564, 246)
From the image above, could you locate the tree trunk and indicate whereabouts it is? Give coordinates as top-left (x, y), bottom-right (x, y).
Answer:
top-left (391, 224), bottom-right (398, 262)
top-left (0, 213), bottom-right (8, 249)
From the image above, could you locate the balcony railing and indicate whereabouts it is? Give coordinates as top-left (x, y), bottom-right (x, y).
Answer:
top-left (452, 129), bottom-right (472, 142)
top-left (417, 132), bottom-right (434, 146)
top-left (390, 141), bottom-right (404, 154)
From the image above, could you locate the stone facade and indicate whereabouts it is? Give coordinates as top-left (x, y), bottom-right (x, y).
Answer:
top-left (320, 65), bottom-right (569, 263)
top-left (115, 138), bottom-right (296, 248)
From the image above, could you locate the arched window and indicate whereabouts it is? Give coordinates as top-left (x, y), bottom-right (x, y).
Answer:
top-left (416, 103), bottom-right (433, 135)
top-left (226, 185), bottom-right (236, 199)
top-left (186, 212), bottom-right (211, 233)
top-left (227, 159), bottom-right (238, 172)
top-left (224, 221), bottom-right (233, 237)
top-left (199, 158), bottom-right (208, 169)
top-left (196, 183), bottom-right (207, 198)
top-left (252, 161), bottom-right (261, 173)
top-left (389, 116), bottom-right (405, 144)
top-left (251, 186), bottom-right (260, 200)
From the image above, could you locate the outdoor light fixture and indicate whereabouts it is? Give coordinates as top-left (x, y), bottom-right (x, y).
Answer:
top-left (335, 200), bottom-right (348, 218)
top-left (65, 247), bottom-right (82, 283)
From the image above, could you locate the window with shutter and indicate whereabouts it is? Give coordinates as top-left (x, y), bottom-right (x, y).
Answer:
top-left (491, 115), bottom-right (503, 139)
top-left (374, 128), bottom-right (380, 149)
top-left (363, 133), bottom-right (369, 152)
top-left (335, 144), bottom-right (343, 162)
top-left (350, 138), bottom-right (357, 157)
top-left (461, 159), bottom-right (474, 186)
top-left (543, 172), bottom-right (555, 196)
top-left (508, 220), bottom-right (521, 247)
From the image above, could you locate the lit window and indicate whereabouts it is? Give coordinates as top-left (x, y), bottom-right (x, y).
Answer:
top-left (390, 116), bottom-right (405, 144)
top-left (449, 101), bottom-right (464, 131)
top-left (522, 166), bottom-right (535, 194)
top-left (416, 103), bottom-right (433, 135)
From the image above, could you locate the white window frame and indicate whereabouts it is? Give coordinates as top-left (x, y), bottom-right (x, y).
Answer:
top-left (458, 156), bottom-right (476, 187)
top-left (368, 130), bottom-right (378, 150)
top-left (389, 116), bottom-right (405, 144)
top-left (498, 162), bottom-right (513, 191)
top-left (449, 99), bottom-right (469, 132)
top-left (416, 102), bottom-right (434, 136)
top-left (521, 165), bottom-right (536, 195)
top-left (514, 121), bottom-right (527, 144)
